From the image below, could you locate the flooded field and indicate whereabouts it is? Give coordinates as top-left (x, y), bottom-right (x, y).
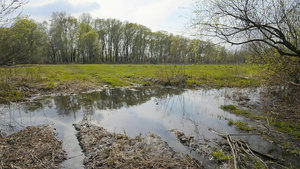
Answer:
top-left (0, 87), bottom-right (297, 168)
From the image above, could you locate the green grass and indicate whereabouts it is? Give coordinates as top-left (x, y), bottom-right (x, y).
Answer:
top-left (227, 119), bottom-right (234, 125)
top-left (272, 120), bottom-right (300, 140)
top-left (221, 105), bottom-right (300, 140)
top-left (234, 121), bottom-right (254, 131)
top-left (0, 64), bottom-right (265, 102)
top-left (226, 118), bottom-right (254, 131)
top-left (220, 105), bottom-right (237, 111)
top-left (220, 105), bottom-right (264, 121)
top-left (211, 150), bottom-right (231, 161)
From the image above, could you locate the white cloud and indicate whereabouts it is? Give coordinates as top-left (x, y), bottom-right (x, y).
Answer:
top-left (26, 0), bottom-right (57, 7)
top-left (88, 0), bottom-right (194, 33)
top-left (132, 1), bottom-right (178, 29)
top-left (23, 0), bottom-right (194, 34)
top-left (28, 15), bottom-right (50, 23)
top-left (65, 0), bottom-right (99, 7)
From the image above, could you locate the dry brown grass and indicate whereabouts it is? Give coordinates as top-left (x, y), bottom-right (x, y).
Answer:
top-left (74, 121), bottom-right (203, 169)
top-left (0, 125), bottom-right (66, 168)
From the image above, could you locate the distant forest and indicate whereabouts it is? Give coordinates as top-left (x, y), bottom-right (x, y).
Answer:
top-left (0, 12), bottom-right (249, 65)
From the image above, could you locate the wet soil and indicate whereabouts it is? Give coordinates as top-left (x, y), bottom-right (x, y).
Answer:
top-left (171, 128), bottom-right (294, 168)
top-left (205, 88), bottom-right (300, 168)
top-left (73, 120), bottom-right (203, 168)
top-left (228, 89), bottom-right (300, 155)
top-left (0, 125), bottom-right (66, 168)
top-left (0, 79), bottom-right (103, 104)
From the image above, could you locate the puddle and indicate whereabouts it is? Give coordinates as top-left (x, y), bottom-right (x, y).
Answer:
top-left (0, 87), bottom-right (295, 168)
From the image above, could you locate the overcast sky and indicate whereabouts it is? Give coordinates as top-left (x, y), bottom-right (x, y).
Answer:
top-left (22, 0), bottom-right (195, 35)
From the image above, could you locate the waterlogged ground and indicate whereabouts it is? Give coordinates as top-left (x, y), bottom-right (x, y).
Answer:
top-left (0, 87), bottom-right (298, 168)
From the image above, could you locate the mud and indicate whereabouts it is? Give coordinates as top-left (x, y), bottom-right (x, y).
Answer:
top-left (73, 120), bottom-right (203, 169)
top-left (171, 127), bottom-right (298, 169)
top-left (170, 129), bottom-right (212, 157)
top-left (0, 125), bottom-right (66, 168)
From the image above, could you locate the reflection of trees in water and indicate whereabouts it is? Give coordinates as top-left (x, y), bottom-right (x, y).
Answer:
top-left (23, 102), bottom-right (44, 113)
top-left (89, 88), bottom-right (183, 110)
top-left (0, 87), bottom-right (185, 135)
top-left (156, 90), bottom-right (211, 139)
top-left (0, 104), bottom-right (26, 133)
top-left (54, 96), bottom-right (81, 118)
top-left (22, 87), bottom-right (185, 117)
top-left (79, 88), bottom-right (184, 113)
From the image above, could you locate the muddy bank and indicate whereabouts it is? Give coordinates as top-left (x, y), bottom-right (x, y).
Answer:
top-left (171, 128), bottom-right (299, 169)
top-left (0, 125), bottom-right (66, 168)
top-left (0, 78), bottom-right (103, 104)
top-left (224, 89), bottom-right (300, 153)
top-left (73, 120), bottom-right (203, 168)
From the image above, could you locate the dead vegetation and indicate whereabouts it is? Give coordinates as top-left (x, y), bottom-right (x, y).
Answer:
top-left (172, 128), bottom-right (296, 169)
top-left (73, 120), bottom-right (203, 169)
top-left (209, 129), bottom-right (286, 169)
top-left (0, 125), bottom-right (67, 168)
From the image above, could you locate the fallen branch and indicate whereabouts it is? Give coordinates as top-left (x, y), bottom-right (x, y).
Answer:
top-left (238, 140), bottom-right (269, 169)
top-left (289, 81), bottom-right (300, 87)
top-left (226, 135), bottom-right (237, 169)
top-left (209, 128), bottom-right (285, 167)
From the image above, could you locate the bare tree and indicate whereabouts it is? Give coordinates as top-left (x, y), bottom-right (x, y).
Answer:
top-left (192, 0), bottom-right (300, 58)
top-left (0, 0), bottom-right (28, 26)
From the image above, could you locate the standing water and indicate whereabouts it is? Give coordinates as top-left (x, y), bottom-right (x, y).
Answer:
top-left (0, 87), bottom-right (291, 168)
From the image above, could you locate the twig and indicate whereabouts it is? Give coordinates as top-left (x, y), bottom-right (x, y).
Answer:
top-left (224, 133), bottom-right (261, 136)
top-left (209, 128), bottom-right (286, 167)
top-left (239, 141), bottom-right (269, 169)
top-left (226, 135), bottom-right (237, 169)
top-left (289, 81), bottom-right (300, 87)
top-left (261, 123), bottom-right (270, 133)
top-left (31, 153), bottom-right (48, 169)
top-left (68, 154), bottom-right (84, 160)
top-left (247, 143), bottom-right (269, 168)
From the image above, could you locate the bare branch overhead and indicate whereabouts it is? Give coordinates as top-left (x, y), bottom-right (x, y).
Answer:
top-left (192, 0), bottom-right (300, 58)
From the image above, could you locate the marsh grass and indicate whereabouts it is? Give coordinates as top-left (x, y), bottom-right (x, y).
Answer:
top-left (272, 120), bottom-right (300, 140)
top-left (234, 121), bottom-right (254, 131)
top-left (221, 105), bottom-right (300, 140)
top-left (155, 64), bottom-right (187, 86)
top-left (221, 105), bottom-right (264, 121)
top-left (0, 64), bottom-right (264, 103)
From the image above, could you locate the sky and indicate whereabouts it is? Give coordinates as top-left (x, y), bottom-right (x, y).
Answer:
top-left (22, 0), bottom-right (195, 35)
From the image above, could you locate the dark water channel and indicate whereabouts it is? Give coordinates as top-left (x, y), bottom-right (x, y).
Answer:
top-left (0, 87), bottom-right (293, 168)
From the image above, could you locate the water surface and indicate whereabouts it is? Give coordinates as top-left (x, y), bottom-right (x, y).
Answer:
top-left (0, 87), bottom-right (287, 168)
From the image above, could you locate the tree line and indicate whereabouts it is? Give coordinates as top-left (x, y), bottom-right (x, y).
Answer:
top-left (0, 12), bottom-right (248, 65)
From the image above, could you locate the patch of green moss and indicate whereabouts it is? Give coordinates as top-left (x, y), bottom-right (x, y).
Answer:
top-left (231, 109), bottom-right (249, 115)
top-left (235, 121), bottom-right (253, 131)
top-left (227, 119), bottom-right (234, 125)
top-left (282, 142), bottom-right (299, 154)
top-left (272, 120), bottom-right (300, 140)
top-left (225, 118), bottom-right (254, 131)
top-left (221, 105), bottom-right (265, 121)
top-left (254, 161), bottom-right (266, 169)
top-left (245, 156), bottom-right (266, 169)
top-left (211, 150), bottom-right (231, 161)
top-left (222, 104), bottom-right (299, 140)
top-left (220, 105), bottom-right (237, 111)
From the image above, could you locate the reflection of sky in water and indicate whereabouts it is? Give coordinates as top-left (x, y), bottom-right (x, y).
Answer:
top-left (0, 87), bottom-right (283, 168)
